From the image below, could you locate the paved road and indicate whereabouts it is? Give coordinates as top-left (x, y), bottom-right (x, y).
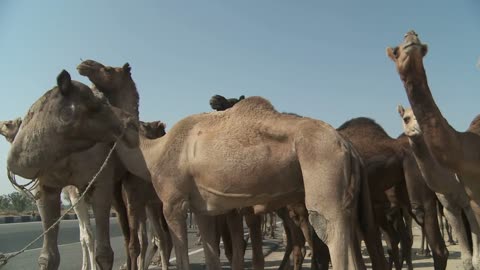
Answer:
top-left (0, 218), bottom-right (283, 270)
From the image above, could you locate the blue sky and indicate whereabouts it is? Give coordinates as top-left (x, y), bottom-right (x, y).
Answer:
top-left (0, 1), bottom-right (479, 194)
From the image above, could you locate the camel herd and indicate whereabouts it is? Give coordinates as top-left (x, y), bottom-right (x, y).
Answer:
top-left (1, 30), bottom-right (480, 270)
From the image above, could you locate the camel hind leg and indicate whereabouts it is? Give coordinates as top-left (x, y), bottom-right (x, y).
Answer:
top-left (297, 130), bottom-right (360, 270)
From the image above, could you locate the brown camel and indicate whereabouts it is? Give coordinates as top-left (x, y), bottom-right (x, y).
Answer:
top-left (8, 78), bottom-right (383, 270)
top-left (398, 105), bottom-right (479, 270)
top-left (6, 70), bottom-right (138, 270)
top-left (77, 60), bottom-right (172, 270)
top-left (337, 117), bottom-right (451, 270)
top-left (0, 118), bottom-right (98, 270)
top-left (387, 30), bottom-right (480, 269)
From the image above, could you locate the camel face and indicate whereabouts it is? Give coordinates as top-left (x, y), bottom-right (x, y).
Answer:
top-left (7, 70), bottom-right (136, 179)
top-left (0, 117), bottom-right (22, 143)
top-left (386, 30), bottom-right (428, 74)
top-left (77, 59), bottom-right (131, 90)
top-left (398, 105), bottom-right (421, 137)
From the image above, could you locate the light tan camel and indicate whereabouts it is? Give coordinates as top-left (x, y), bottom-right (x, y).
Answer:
top-left (6, 70), bottom-right (138, 270)
top-left (77, 60), bottom-right (172, 270)
top-left (398, 105), bottom-right (479, 270)
top-left (387, 30), bottom-right (480, 269)
top-left (0, 118), bottom-right (97, 270)
top-left (209, 95), bottom-right (388, 270)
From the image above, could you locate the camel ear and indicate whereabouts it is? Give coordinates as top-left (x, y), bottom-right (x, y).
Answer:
top-left (421, 44), bottom-right (428, 57)
top-left (386, 47), bottom-right (398, 61)
top-left (397, 105), bottom-right (405, 117)
top-left (123, 63), bottom-right (131, 75)
top-left (238, 95), bottom-right (245, 101)
top-left (57, 70), bottom-right (72, 96)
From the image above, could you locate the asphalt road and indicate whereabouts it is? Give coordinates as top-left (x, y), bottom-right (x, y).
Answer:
top-left (0, 218), bottom-right (282, 270)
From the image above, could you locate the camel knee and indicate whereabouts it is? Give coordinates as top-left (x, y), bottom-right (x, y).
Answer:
top-left (308, 211), bottom-right (329, 244)
top-left (95, 245), bottom-right (114, 270)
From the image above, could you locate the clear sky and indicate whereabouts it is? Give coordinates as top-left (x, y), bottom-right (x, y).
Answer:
top-left (0, 1), bottom-right (479, 195)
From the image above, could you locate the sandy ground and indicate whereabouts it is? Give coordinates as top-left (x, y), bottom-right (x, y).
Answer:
top-left (264, 223), bottom-right (464, 269)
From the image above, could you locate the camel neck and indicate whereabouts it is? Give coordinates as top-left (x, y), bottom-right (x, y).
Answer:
top-left (96, 81), bottom-right (140, 120)
top-left (399, 61), bottom-right (461, 169)
top-left (116, 133), bottom-right (163, 182)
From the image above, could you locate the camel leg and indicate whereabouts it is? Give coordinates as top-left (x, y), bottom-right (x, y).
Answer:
top-left (112, 180), bottom-right (132, 270)
top-left (424, 197), bottom-right (449, 270)
top-left (144, 224), bottom-right (159, 268)
top-left (401, 212), bottom-right (414, 270)
top-left (146, 205), bottom-right (172, 270)
top-left (277, 208), bottom-right (294, 270)
top-left (245, 213), bottom-right (265, 270)
top-left (162, 199), bottom-right (189, 270)
top-left (196, 214), bottom-right (221, 270)
top-left (37, 185), bottom-right (62, 270)
top-left (70, 189), bottom-right (96, 270)
top-left (137, 220), bottom-right (148, 270)
top-left (91, 185), bottom-right (114, 270)
top-left (436, 194), bottom-right (473, 270)
top-left (225, 211), bottom-right (246, 270)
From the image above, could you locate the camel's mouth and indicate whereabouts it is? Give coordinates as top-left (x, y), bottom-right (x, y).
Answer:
top-left (77, 60), bottom-right (104, 76)
top-left (401, 31), bottom-right (423, 50)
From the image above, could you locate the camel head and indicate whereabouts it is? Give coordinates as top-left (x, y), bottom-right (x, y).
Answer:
top-left (397, 105), bottom-right (421, 137)
top-left (77, 59), bottom-right (132, 91)
top-left (209, 94), bottom-right (245, 111)
top-left (7, 70), bottom-right (138, 179)
top-left (386, 30), bottom-right (428, 75)
top-left (139, 120), bottom-right (166, 139)
top-left (0, 117), bottom-right (22, 143)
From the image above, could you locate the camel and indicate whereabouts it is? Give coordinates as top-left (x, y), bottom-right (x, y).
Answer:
top-left (8, 71), bottom-right (386, 270)
top-left (337, 117), bottom-right (452, 270)
top-left (210, 95), bottom-right (387, 270)
top-left (76, 60), bottom-right (172, 270)
top-left (0, 118), bottom-right (97, 270)
top-left (398, 105), bottom-right (479, 269)
top-left (119, 120), bottom-right (173, 270)
top-left (5, 69), bottom-right (138, 270)
top-left (387, 30), bottom-right (480, 269)
top-left (210, 94), bottom-right (306, 270)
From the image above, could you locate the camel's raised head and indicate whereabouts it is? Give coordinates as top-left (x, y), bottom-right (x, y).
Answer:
top-left (387, 30), bottom-right (428, 74)
top-left (0, 117), bottom-right (22, 143)
top-left (209, 94), bottom-right (245, 111)
top-left (139, 120), bottom-right (166, 139)
top-left (397, 105), bottom-right (421, 137)
top-left (77, 59), bottom-right (132, 90)
top-left (7, 70), bottom-right (138, 179)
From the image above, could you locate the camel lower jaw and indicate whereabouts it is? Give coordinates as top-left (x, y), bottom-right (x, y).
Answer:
top-left (402, 41), bottom-right (423, 50)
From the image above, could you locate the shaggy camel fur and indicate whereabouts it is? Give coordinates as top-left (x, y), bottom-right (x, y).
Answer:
top-left (6, 70), bottom-right (138, 270)
top-left (77, 60), bottom-right (172, 270)
top-left (399, 105), bottom-right (479, 270)
top-left (387, 30), bottom-right (480, 269)
top-left (0, 118), bottom-right (96, 270)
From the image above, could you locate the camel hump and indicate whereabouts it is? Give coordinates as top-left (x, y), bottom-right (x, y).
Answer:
top-left (229, 96), bottom-right (277, 115)
top-left (468, 114), bottom-right (480, 134)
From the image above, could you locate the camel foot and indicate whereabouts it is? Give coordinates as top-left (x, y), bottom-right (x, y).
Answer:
top-left (462, 258), bottom-right (474, 270)
top-left (38, 251), bottom-right (60, 270)
top-left (448, 239), bottom-right (457, 245)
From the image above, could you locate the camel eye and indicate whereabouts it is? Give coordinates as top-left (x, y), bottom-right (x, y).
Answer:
top-left (403, 116), bottom-right (410, 124)
top-left (393, 47), bottom-right (399, 58)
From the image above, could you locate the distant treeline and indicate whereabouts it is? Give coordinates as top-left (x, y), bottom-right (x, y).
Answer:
top-left (0, 191), bottom-right (36, 213)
